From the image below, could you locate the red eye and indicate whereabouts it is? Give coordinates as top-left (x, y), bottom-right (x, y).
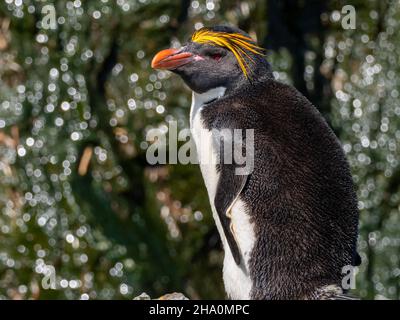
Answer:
top-left (211, 54), bottom-right (222, 61)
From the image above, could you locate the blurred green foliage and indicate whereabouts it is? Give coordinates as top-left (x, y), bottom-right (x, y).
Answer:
top-left (0, 0), bottom-right (399, 300)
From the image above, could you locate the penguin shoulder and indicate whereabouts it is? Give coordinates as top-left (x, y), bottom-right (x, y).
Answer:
top-left (200, 95), bottom-right (259, 131)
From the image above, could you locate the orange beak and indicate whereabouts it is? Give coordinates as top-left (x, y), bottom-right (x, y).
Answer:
top-left (151, 48), bottom-right (194, 70)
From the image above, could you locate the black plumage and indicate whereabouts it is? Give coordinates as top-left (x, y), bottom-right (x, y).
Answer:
top-left (201, 78), bottom-right (359, 299)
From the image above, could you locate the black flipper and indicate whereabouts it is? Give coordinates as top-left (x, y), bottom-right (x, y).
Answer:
top-left (214, 165), bottom-right (248, 265)
top-left (212, 128), bottom-right (252, 266)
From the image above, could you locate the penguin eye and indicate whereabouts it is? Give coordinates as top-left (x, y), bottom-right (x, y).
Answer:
top-left (202, 48), bottom-right (225, 61)
top-left (211, 53), bottom-right (222, 61)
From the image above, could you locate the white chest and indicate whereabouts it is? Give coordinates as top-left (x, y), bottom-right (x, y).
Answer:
top-left (190, 88), bottom-right (224, 200)
top-left (189, 88), bottom-right (256, 300)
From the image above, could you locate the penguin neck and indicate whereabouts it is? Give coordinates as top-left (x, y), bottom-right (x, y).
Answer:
top-left (224, 69), bottom-right (273, 96)
top-left (190, 86), bottom-right (226, 127)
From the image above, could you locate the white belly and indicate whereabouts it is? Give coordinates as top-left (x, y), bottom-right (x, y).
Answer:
top-left (190, 88), bottom-right (256, 300)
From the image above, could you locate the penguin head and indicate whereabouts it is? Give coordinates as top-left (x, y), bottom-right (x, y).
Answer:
top-left (151, 25), bottom-right (272, 93)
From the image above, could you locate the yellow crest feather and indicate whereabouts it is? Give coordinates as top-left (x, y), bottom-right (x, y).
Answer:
top-left (191, 28), bottom-right (265, 78)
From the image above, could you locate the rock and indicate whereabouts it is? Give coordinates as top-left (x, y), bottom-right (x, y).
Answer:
top-left (133, 292), bottom-right (151, 300)
top-left (133, 292), bottom-right (189, 300)
top-left (157, 292), bottom-right (189, 300)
